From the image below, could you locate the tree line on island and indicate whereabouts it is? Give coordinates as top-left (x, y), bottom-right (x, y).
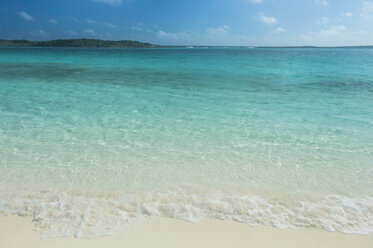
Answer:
top-left (0, 38), bottom-right (158, 48)
top-left (1, 39), bottom-right (373, 48)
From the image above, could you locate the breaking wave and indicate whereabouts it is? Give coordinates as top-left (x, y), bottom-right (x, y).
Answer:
top-left (1, 186), bottom-right (372, 239)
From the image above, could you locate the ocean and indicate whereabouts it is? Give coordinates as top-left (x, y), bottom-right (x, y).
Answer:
top-left (0, 47), bottom-right (372, 238)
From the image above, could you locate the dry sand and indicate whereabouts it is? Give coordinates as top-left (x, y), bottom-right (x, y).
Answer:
top-left (1, 215), bottom-right (373, 248)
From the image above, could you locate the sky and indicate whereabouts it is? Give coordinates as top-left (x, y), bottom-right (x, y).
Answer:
top-left (1, 0), bottom-right (373, 46)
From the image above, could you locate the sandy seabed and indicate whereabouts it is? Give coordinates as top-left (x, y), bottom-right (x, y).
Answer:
top-left (1, 215), bottom-right (373, 248)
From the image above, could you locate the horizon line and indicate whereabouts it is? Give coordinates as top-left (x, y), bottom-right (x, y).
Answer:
top-left (1, 38), bottom-right (373, 48)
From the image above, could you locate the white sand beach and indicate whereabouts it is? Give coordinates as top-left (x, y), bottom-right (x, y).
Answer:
top-left (1, 215), bottom-right (373, 248)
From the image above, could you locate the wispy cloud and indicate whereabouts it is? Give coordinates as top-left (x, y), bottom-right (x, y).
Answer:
top-left (83, 29), bottom-right (97, 35)
top-left (361, 1), bottom-right (373, 19)
top-left (86, 19), bottom-right (96, 24)
top-left (17, 11), bottom-right (35, 21)
top-left (158, 30), bottom-right (180, 39)
top-left (154, 28), bottom-right (253, 46)
top-left (206, 25), bottom-right (230, 36)
top-left (104, 22), bottom-right (116, 28)
top-left (157, 26), bottom-right (232, 44)
top-left (273, 27), bottom-right (286, 33)
top-left (29, 29), bottom-right (46, 36)
top-left (249, 0), bottom-right (263, 3)
top-left (301, 25), bottom-right (346, 40)
top-left (68, 16), bottom-right (79, 22)
top-left (86, 19), bottom-right (116, 28)
top-left (259, 15), bottom-right (277, 25)
top-left (318, 17), bottom-right (329, 24)
top-left (157, 30), bottom-right (192, 41)
top-left (343, 12), bottom-right (353, 17)
top-left (48, 19), bottom-right (58, 24)
top-left (92, 0), bottom-right (122, 6)
top-left (321, 25), bottom-right (346, 36)
top-left (315, 0), bottom-right (329, 6)
top-left (131, 26), bottom-right (143, 31)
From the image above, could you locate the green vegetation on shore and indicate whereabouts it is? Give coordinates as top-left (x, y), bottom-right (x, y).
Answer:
top-left (0, 39), bottom-right (156, 48)
top-left (1, 39), bottom-right (372, 49)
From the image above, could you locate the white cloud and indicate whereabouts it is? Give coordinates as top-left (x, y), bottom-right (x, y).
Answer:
top-left (318, 17), bottom-right (329, 24)
top-left (83, 29), bottom-right (97, 35)
top-left (147, 26), bottom-right (234, 46)
top-left (155, 30), bottom-right (253, 46)
top-left (274, 27), bottom-right (286, 33)
top-left (301, 25), bottom-right (346, 40)
top-left (157, 30), bottom-right (192, 41)
top-left (259, 15), bottom-right (277, 25)
top-left (17, 11), bottom-right (35, 21)
top-left (361, 1), bottom-right (373, 19)
top-left (298, 27), bottom-right (373, 46)
top-left (131, 26), bottom-right (143, 31)
top-left (104, 22), bottom-right (116, 28)
top-left (86, 19), bottom-right (116, 28)
top-left (29, 29), bottom-right (46, 36)
top-left (92, 0), bottom-right (122, 6)
top-left (48, 18), bottom-right (58, 24)
top-left (158, 30), bottom-right (180, 39)
top-left (150, 27), bottom-right (255, 46)
top-left (206, 25), bottom-right (230, 36)
top-left (315, 0), bottom-right (329, 6)
top-left (249, 0), bottom-right (263, 3)
top-left (86, 19), bottom-right (96, 24)
top-left (322, 25), bottom-right (346, 36)
top-left (343, 12), bottom-right (353, 17)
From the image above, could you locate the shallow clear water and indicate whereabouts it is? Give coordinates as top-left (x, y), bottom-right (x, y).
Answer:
top-left (0, 47), bottom-right (373, 237)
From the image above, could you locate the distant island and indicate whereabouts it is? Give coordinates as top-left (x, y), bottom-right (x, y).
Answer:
top-left (1, 39), bottom-right (373, 49)
top-left (0, 39), bottom-right (157, 48)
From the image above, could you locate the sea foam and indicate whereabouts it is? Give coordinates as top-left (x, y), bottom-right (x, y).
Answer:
top-left (1, 187), bottom-right (372, 239)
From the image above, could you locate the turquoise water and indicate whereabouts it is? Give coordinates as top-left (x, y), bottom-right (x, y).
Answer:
top-left (0, 47), bottom-right (373, 237)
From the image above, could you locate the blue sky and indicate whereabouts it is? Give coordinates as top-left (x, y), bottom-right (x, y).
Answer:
top-left (1, 0), bottom-right (373, 46)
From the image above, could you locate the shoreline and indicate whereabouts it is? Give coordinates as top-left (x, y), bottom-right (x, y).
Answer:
top-left (1, 215), bottom-right (373, 248)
